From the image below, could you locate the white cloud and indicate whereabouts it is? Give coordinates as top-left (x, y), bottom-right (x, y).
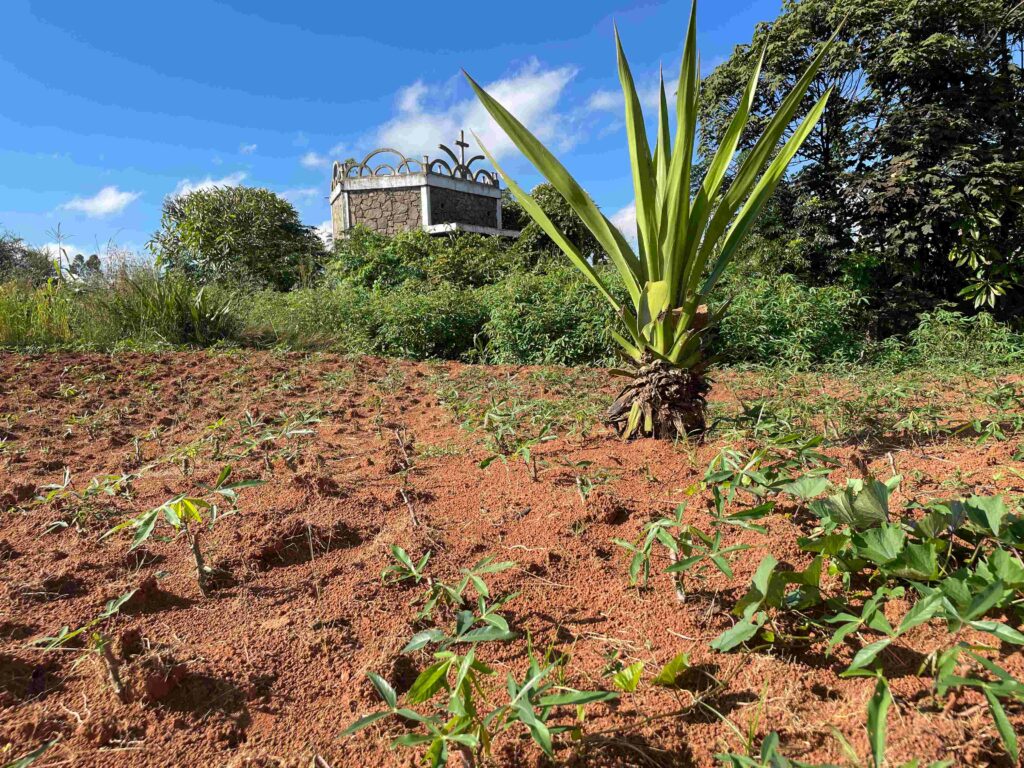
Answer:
top-left (397, 81), bottom-right (429, 113)
top-left (60, 186), bottom-right (140, 218)
top-left (376, 58), bottom-right (579, 161)
top-left (173, 171), bottom-right (247, 197)
top-left (610, 200), bottom-right (637, 241)
top-left (40, 241), bottom-right (87, 258)
top-left (282, 187), bottom-right (321, 204)
top-left (300, 151), bottom-right (329, 169)
top-left (239, 143), bottom-right (258, 154)
top-left (315, 220), bottom-right (333, 248)
top-left (587, 89), bottom-right (620, 112)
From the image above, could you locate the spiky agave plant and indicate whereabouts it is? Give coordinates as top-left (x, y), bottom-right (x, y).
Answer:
top-left (465, 1), bottom-right (837, 439)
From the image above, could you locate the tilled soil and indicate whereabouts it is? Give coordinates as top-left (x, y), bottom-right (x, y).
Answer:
top-left (0, 351), bottom-right (1022, 767)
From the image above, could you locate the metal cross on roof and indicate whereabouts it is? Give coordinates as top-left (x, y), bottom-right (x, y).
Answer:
top-left (453, 130), bottom-right (470, 165)
top-left (435, 130), bottom-right (491, 183)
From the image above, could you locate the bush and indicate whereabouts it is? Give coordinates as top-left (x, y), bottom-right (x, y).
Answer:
top-left (0, 280), bottom-right (78, 347)
top-left (90, 268), bottom-right (238, 346)
top-left (481, 265), bottom-right (619, 366)
top-left (716, 274), bottom-right (866, 367)
top-left (329, 228), bottom-right (520, 289)
top-left (151, 186), bottom-right (326, 291)
top-left (503, 184), bottom-right (607, 266)
top-left (372, 281), bottom-right (487, 360)
top-left (237, 284), bottom-right (374, 352)
top-left (0, 231), bottom-right (54, 285)
top-left (902, 307), bottom-right (1024, 370)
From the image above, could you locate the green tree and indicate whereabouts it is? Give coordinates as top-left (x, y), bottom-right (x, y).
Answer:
top-left (0, 229), bottom-right (54, 284)
top-left (149, 186), bottom-right (327, 290)
top-left (700, 0), bottom-right (1024, 320)
top-left (504, 183), bottom-right (608, 266)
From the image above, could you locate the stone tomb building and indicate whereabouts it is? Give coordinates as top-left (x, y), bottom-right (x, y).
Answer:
top-left (329, 131), bottom-right (520, 241)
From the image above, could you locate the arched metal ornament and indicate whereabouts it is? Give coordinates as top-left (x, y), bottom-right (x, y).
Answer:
top-left (332, 131), bottom-right (498, 192)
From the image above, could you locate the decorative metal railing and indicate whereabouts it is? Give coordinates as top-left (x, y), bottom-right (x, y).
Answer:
top-left (333, 130), bottom-right (498, 189)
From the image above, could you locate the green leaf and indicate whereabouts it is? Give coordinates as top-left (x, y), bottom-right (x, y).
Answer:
top-left (611, 661), bottom-right (644, 692)
top-left (734, 556), bottom-right (779, 618)
top-left (129, 508), bottom-right (161, 551)
top-left (967, 620), bottom-right (1024, 645)
top-left (867, 676), bottom-right (892, 768)
top-left (963, 579), bottom-right (1005, 621)
top-left (456, 626), bottom-right (516, 645)
top-left (964, 495), bottom-right (1006, 536)
top-left (403, 629), bottom-right (445, 653)
top-left (615, 26), bottom-right (657, 273)
top-left (711, 612), bottom-right (766, 652)
top-left (390, 545), bottom-right (415, 572)
top-left (366, 671), bottom-right (397, 709)
top-left (897, 593), bottom-right (943, 635)
top-left (782, 475), bottom-right (831, 501)
top-left (341, 710), bottom-right (391, 736)
top-left (407, 659), bottom-right (453, 704)
top-left (983, 687), bottom-right (1019, 761)
top-left (886, 542), bottom-right (938, 581)
top-left (515, 699), bottom-right (554, 756)
top-left (99, 588), bottom-right (139, 619)
top-left (537, 689), bottom-right (618, 707)
top-left (843, 639), bottom-right (892, 676)
top-left (853, 524), bottom-right (905, 566)
top-left (820, 480), bottom-right (891, 530)
top-left (652, 652), bottom-right (691, 688)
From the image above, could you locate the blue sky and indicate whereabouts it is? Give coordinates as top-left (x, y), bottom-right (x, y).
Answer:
top-left (1, 0), bottom-right (783, 257)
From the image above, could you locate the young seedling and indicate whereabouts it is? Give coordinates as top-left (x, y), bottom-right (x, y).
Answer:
top-left (38, 471), bottom-right (135, 535)
top-left (479, 424), bottom-right (556, 482)
top-left (417, 556), bottom-right (516, 620)
top-left (35, 588), bottom-right (137, 701)
top-left (344, 596), bottom-right (616, 767)
top-left (614, 504), bottom-right (748, 602)
top-left (381, 545), bottom-right (431, 585)
top-left (103, 465), bottom-right (260, 596)
top-left (559, 458), bottom-right (616, 502)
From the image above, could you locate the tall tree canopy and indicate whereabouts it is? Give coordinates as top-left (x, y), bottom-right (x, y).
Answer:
top-left (700, 0), bottom-right (1024, 323)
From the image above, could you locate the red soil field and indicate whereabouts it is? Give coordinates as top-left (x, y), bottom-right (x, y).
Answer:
top-left (1, 351), bottom-right (1022, 767)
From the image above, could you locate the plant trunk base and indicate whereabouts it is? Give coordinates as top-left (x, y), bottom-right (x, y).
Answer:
top-left (606, 360), bottom-right (709, 440)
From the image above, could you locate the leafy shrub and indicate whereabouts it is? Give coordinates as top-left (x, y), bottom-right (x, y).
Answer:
top-left (150, 186), bottom-right (326, 290)
top-left (481, 264), bottom-right (620, 366)
top-left (503, 183), bottom-right (607, 266)
top-left (0, 230), bottom-right (54, 285)
top-left (903, 307), bottom-right (1024, 370)
top-left (329, 228), bottom-right (521, 289)
top-left (716, 274), bottom-right (866, 367)
top-left (237, 283), bottom-right (374, 352)
top-left (372, 280), bottom-right (487, 360)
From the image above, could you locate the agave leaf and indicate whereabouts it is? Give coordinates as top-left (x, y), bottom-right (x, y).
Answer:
top-left (615, 26), bottom-right (658, 275)
top-left (463, 74), bottom-right (644, 304)
top-left (701, 88), bottom-right (833, 298)
top-left (470, 132), bottom-right (621, 312)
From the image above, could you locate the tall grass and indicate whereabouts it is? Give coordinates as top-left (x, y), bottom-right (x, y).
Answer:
top-left (92, 269), bottom-right (237, 345)
top-left (0, 280), bottom-right (78, 346)
top-left (0, 267), bottom-right (237, 349)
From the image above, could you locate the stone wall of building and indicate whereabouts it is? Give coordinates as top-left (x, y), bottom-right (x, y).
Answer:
top-left (430, 187), bottom-right (498, 228)
top-left (346, 187), bottom-right (421, 236)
